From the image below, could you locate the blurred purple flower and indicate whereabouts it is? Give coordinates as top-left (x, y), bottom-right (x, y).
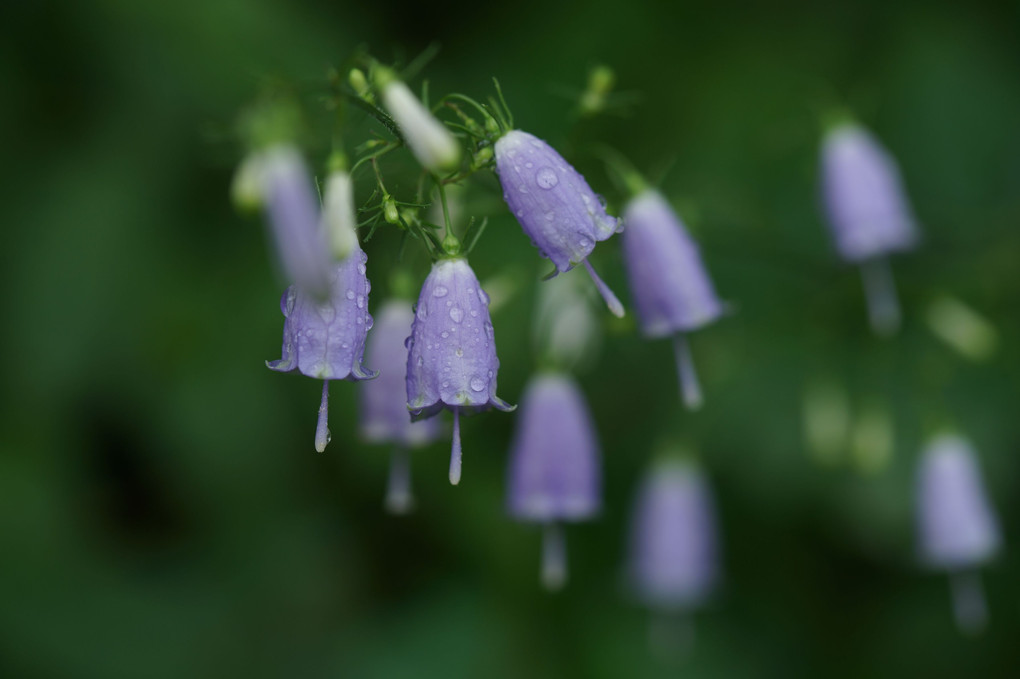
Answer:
top-left (259, 145), bottom-right (335, 298)
top-left (361, 300), bottom-right (442, 513)
top-left (507, 373), bottom-right (601, 590)
top-left (628, 459), bottom-right (719, 611)
top-left (494, 130), bottom-right (624, 317)
top-left (621, 189), bottom-right (724, 409)
top-left (267, 246), bottom-right (376, 452)
top-left (917, 434), bottom-right (1000, 634)
top-left (406, 257), bottom-right (514, 485)
top-left (821, 123), bottom-right (919, 335)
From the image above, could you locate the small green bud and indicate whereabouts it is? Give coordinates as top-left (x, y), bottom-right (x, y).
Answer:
top-left (400, 207), bottom-right (418, 226)
top-left (579, 65), bottom-right (615, 117)
top-left (485, 115), bottom-right (501, 137)
top-left (349, 68), bottom-right (370, 98)
top-left (442, 231), bottom-right (462, 256)
top-left (327, 151), bottom-right (348, 174)
top-left (472, 145), bottom-right (493, 169)
top-left (383, 195), bottom-right (400, 224)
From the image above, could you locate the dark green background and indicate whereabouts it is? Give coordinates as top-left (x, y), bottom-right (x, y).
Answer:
top-left (2, 0), bottom-right (1019, 676)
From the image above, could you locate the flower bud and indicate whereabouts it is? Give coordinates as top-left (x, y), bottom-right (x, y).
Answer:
top-left (377, 68), bottom-right (461, 174)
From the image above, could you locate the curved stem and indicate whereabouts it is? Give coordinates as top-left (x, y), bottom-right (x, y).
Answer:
top-left (581, 259), bottom-right (624, 318)
top-left (672, 334), bottom-right (704, 411)
top-left (385, 446), bottom-right (414, 514)
top-left (541, 523), bottom-right (568, 591)
top-left (449, 407), bottom-right (462, 485)
top-left (314, 380), bottom-right (330, 453)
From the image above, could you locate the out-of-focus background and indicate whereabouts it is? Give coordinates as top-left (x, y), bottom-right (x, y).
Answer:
top-left (2, 0), bottom-right (1019, 676)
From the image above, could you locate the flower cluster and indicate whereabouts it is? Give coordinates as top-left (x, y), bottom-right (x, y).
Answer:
top-left (235, 58), bottom-right (1002, 641)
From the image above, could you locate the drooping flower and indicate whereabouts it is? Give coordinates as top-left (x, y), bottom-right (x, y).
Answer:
top-left (821, 122), bottom-right (919, 335)
top-left (621, 189), bottom-right (725, 409)
top-left (267, 246), bottom-right (376, 452)
top-left (507, 373), bottom-right (601, 590)
top-left (406, 257), bottom-right (514, 484)
top-left (627, 459), bottom-right (719, 613)
top-left (494, 129), bottom-right (625, 317)
top-left (258, 145), bottom-right (334, 299)
top-left (917, 434), bottom-right (1000, 634)
top-left (361, 300), bottom-right (441, 513)
top-left (376, 67), bottom-right (461, 175)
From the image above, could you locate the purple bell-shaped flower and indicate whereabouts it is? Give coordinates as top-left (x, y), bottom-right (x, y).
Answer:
top-left (621, 189), bottom-right (725, 409)
top-left (507, 373), bottom-right (601, 590)
top-left (267, 245), bottom-right (377, 452)
top-left (406, 257), bottom-right (515, 485)
top-left (917, 434), bottom-right (1001, 634)
top-left (821, 122), bottom-right (919, 335)
top-left (627, 458), bottom-right (719, 651)
top-left (361, 300), bottom-right (442, 513)
top-left (494, 130), bottom-right (625, 317)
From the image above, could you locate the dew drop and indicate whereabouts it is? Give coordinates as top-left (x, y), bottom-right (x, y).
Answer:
top-left (433, 286), bottom-right (449, 298)
top-left (470, 377), bottom-right (486, 392)
top-left (545, 211), bottom-right (555, 221)
top-left (404, 336), bottom-right (413, 349)
top-left (449, 306), bottom-right (464, 323)
top-left (441, 331), bottom-right (449, 338)
top-left (455, 348), bottom-right (464, 357)
top-left (478, 289), bottom-right (490, 305)
top-left (358, 263), bottom-right (367, 275)
top-left (578, 238), bottom-right (592, 250)
top-left (417, 356), bottom-right (423, 367)
top-left (525, 162), bottom-right (534, 169)
top-left (345, 290), bottom-right (355, 300)
top-left (356, 295), bottom-right (365, 308)
top-left (536, 167), bottom-right (559, 189)
top-left (470, 310), bottom-right (478, 317)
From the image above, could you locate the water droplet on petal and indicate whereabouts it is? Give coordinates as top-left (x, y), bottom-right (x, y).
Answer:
top-left (356, 295), bottom-right (364, 308)
top-left (536, 167), bottom-right (559, 189)
top-left (441, 331), bottom-right (449, 338)
top-left (470, 377), bottom-right (486, 392)
top-left (346, 290), bottom-right (355, 300)
top-left (455, 348), bottom-right (464, 357)
top-left (545, 211), bottom-right (555, 221)
top-left (449, 306), bottom-right (464, 323)
top-left (433, 286), bottom-right (449, 298)
top-left (478, 289), bottom-right (490, 305)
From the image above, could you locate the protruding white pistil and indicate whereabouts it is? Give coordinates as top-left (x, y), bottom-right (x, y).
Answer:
top-left (315, 380), bottom-right (330, 453)
top-left (449, 407), bottom-right (462, 485)
top-left (582, 259), bottom-right (625, 318)
top-left (673, 334), bottom-right (704, 411)
top-left (541, 523), bottom-right (568, 591)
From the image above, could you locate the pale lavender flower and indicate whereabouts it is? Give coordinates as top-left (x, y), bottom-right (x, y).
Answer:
top-left (507, 373), bottom-right (601, 590)
top-left (494, 130), bottom-right (624, 317)
top-left (267, 246), bottom-right (376, 452)
top-left (621, 189), bottom-right (724, 409)
top-left (821, 123), bottom-right (919, 335)
top-left (259, 145), bottom-right (334, 298)
top-left (406, 258), bottom-right (514, 485)
top-left (361, 300), bottom-right (441, 513)
top-left (628, 459), bottom-right (719, 612)
top-left (917, 434), bottom-right (1000, 634)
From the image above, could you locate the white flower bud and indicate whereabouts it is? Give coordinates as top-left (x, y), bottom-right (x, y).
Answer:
top-left (321, 170), bottom-right (358, 261)
top-left (379, 74), bottom-right (461, 174)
